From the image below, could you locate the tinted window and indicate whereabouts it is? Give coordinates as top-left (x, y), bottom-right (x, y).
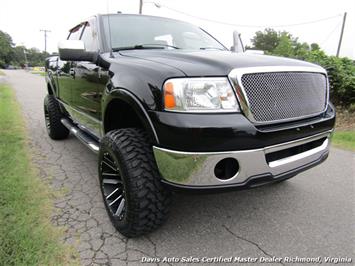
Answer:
top-left (68, 24), bottom-right (84, 40)
top-left (81, 22), bottom-right (98, 51)
top-left (102, 15), bottom-right (225, 50)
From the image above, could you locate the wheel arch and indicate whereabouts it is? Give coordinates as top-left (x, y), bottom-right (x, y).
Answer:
top-left (103, 90), bottom-right (159, 144)
top-left (46, 78), bottom-right (57, 96)
top-left (47, 82), bottom-right (54, 95)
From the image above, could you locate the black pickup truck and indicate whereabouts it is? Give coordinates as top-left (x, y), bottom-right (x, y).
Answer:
top-left (45, 13), bottom-right (335, 237)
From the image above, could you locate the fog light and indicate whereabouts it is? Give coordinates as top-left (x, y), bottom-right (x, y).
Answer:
top-left (214, 158), bottom-right (239, 180)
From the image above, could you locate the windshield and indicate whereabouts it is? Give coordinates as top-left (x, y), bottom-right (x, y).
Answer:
top-left (102, 15), bottom-right (226, 51)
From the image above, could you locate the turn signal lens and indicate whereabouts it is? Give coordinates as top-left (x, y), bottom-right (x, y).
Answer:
top-left (164, 82), bottom-right (176, 109)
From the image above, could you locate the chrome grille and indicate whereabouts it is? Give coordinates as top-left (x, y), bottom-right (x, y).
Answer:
top-left (240, 72), bottom-right (327, 123)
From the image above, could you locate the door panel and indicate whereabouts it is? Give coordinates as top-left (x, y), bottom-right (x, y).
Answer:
top-left (56, 23), bottom-right (85, 107)
top-left (68, 19), bottom-right (107, 138)
top-left (57, 59), bottom-right (73, 105)
top-left (70, 62), bottom-right (108, 137)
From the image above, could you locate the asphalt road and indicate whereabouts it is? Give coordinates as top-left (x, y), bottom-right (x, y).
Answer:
top-left (3, 70), bottom-right (355, 266)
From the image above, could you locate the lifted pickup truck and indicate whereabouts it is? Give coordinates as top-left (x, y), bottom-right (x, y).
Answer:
top-left (45, 14), bottom-right (335, 237)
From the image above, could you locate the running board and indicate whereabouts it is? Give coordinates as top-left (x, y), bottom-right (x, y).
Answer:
top-left (61, 118), bottom-right (100, 154)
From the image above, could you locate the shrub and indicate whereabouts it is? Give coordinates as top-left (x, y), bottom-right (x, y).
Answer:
top-left (305, 50), bottom-right (355, 107)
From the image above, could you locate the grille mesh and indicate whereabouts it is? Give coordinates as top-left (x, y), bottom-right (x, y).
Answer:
top-left (240, 72), bottom-right (327, 122)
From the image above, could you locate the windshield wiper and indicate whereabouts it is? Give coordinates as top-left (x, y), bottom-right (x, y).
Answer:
top-left (199, 47), bottom-right (225, 51)
top-left (113, 44), bottom-right (180, 51)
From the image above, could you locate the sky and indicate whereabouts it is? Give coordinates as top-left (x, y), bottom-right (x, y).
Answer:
top-left (0, 0), bottom-right (354, 58)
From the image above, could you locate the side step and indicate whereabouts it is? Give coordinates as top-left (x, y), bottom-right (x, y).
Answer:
top-left (61, 118), bottom-right (100, 154)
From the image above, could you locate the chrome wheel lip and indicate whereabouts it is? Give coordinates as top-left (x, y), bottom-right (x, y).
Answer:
top-left (100, 151), bottom-right (126, 220)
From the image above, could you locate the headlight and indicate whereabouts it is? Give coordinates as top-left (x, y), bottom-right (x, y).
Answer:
top-left (163, 77), bottom-right (240, 112)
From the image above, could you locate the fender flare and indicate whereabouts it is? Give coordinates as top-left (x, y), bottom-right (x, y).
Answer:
top-left (45, 75), bottom-right (57, 97)
top-left (103, 89), bottom-right (160, 144)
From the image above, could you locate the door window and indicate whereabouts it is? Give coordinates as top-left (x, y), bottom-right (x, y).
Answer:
top-left (68, 24), bottom-right (84, 40)
top-left (80, 22), bottom-right (98, 52)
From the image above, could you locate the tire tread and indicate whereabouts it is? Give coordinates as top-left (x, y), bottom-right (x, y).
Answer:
top-left (44, 95), bottom-right (69, 140)
top-left (100, 128), bottom-right (171, 237)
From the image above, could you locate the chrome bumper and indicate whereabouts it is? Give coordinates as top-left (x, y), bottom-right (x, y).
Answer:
top-left (153, 131), bottom-right (332, 187)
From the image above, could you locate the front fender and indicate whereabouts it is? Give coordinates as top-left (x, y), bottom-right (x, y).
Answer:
top-left (102, 88), bottom-right (160, 144)
top-left (101, 56), bottom-right (185, 143)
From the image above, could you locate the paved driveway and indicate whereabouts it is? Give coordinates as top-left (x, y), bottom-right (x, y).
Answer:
top-left (3, 70), bottom-right (355, 266)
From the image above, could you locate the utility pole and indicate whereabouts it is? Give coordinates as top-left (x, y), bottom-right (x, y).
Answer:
top-left (40, 29), bottom-right (51, 53)
top-left (20, 42), bottom-right (28, 68)
top-left (139, 0), bottom-right (143, 14)
top-left (336, 12), bottom-right (347, 57)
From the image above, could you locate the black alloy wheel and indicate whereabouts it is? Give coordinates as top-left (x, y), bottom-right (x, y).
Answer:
top-left (99, 151), bottom-right (126, 220)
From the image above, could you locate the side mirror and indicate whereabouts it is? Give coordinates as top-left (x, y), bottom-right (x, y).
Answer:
top-left (58, 40), bottom-right (97, 62)
top-left (230, 31), bottom-right (245, 53)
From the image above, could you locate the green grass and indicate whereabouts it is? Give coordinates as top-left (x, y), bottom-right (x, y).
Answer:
top-left (332, 130), bottom-right (355, 151)
top-left (0, 84), bottom-right (77, 265)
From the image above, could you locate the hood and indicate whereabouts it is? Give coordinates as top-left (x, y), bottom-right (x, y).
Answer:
top-left (118, 50), bottom-right (321, 76)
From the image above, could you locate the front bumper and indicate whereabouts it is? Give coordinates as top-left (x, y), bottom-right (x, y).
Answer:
top-left (153, 130), bottom-right (332, 190)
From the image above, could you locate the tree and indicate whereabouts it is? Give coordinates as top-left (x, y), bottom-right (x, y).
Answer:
top-left (273, 33), bottom-right (294, 57)
top-left (251, 28), bottom-right (280, 54)
top-left (310, 43), bottom-right (320, 51)
top-left (294, 42), bottom-right (310, 59)
top-left (12, 46), bottom-right (27, 67)
top-left (0, 30), bottom-right (15, 68)
top-left (0, 30), bottom-right (51, 68)
top-left (25, 47), bottom-right (49, 67)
